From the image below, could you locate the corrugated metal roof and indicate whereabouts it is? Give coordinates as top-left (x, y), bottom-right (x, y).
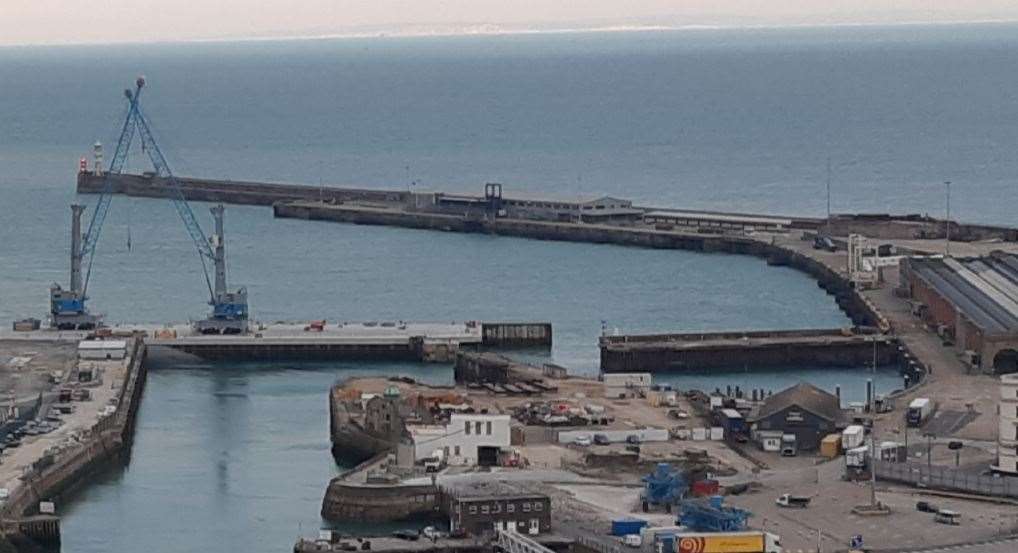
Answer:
top-left (909, 253), bottom-right (1018, 334)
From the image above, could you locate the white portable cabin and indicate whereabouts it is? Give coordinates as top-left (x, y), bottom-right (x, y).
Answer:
top-left (78, 340), bottom-right (127, 360)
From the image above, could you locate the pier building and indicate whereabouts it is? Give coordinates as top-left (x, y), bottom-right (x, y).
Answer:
top-left (996, 373), bottom-right (1018, 474)
top-left (902, 252), bottom-right (1018, 373)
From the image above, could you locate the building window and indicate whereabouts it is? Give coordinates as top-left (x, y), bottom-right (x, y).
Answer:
top-left (522, 503), bottom-right (531, 512)
top-left (486, 421), bottom-right (492, 435)
top-left (482, 505), bottom-right (489, 514)
top-left (476, 421), bottom-right (482, 435)
top-left (507, 504), bottom-right (515, 513)
top-left (534, 503), bottom-right (543, 512)
top-left (465, 421), bottom-right (471, 435)
top-left (455, 446), bottom-right (461, 456)
top-left (493, 503), bottom-right (501, 513)
top-left (469, 505), bottom-right (477, 514)
top-left (786, 411), bottom-right (804, 422)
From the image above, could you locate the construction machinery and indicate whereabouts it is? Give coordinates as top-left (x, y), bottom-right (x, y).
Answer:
top-left (641, 463), bottom-right (688, 513)
top-left (51, 77), bottom-right (248, 334)
top-left (677, 496), bottom-right (751, 533)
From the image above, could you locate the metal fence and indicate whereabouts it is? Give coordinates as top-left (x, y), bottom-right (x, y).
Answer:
top-left (874, 461), bottom-right (1018, 498)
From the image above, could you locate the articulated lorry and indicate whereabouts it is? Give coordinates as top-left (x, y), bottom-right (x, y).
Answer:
top-left (659, 531), bottom-right (782, 553)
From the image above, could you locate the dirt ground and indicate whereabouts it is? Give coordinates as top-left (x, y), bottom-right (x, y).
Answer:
top-left (0, 339), bottom-right (76, 401)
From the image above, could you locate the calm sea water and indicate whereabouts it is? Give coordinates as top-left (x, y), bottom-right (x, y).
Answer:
top-left (0, 23), bottom-right (1007, 552)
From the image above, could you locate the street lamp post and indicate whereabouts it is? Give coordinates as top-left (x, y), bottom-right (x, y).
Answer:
top-left (945, 181), bottom-right (951, 257)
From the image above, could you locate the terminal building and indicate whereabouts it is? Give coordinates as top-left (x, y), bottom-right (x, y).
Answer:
top-left (901, 252), bottom-right (1018, 373)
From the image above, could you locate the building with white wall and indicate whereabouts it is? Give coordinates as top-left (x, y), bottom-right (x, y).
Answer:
top-left (78, 340), bottom-right (127, 360)
top-left (996, 373), bottom-right (1018, 474)
top-left (408, 413), bottom-right (510, 466)
top-left (603, 372), bottom-right (652, 399)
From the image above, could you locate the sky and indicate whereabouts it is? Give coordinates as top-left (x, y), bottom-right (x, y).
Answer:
top-left (4, 1), bottom-right (1018, 46)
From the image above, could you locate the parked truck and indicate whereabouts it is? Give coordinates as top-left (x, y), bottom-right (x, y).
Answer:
top-left (907, 398), bottom-right (932, 427)
top-left (663, 531), bottom-right (782, 553)
top-left (775, 494), bottom-right (811, 508)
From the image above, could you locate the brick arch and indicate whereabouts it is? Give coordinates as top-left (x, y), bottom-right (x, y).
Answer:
top-left (993, 349), bottom-right (1018, 374)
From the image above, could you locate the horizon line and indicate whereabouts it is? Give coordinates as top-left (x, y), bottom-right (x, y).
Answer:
top-left (4, 17), bottom-right (1018, 49)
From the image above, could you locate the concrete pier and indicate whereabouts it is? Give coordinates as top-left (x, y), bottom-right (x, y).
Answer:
top-left (140, 321), bottom-right (551, 362)
top-left (599, 328), bottom-right (899, 373)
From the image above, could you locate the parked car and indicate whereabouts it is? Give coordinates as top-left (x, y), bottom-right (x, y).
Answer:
top-left (934, 510), bottom-right (961, 525)
top-left (916, 501), bottom-right (938, 513)
top-left (593, 434), bottom-right (610, 446)
top-left (574, 435), bottom-right (593, 447)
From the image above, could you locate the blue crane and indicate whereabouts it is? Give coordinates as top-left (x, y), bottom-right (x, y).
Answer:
top-left (52, 77), bottom-right (249, 334)
top-left (50, 79), bottom-right (143, 329)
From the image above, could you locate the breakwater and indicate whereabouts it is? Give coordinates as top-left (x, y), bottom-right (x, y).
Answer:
top-left (274, 201), bottom-right (887, 329)
top-left (76, 170), bottom-right (407, 206)
top-left (599, 329), bottom-right (898, 373)
top-left (0, 339), bottom-right (148, 549)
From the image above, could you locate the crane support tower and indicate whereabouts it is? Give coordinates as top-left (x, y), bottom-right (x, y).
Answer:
top-left (51, 77), bottom-right (249, 334)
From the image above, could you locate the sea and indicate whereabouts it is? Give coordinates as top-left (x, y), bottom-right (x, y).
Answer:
top-left (1, 22), bottom-right (1015, 552)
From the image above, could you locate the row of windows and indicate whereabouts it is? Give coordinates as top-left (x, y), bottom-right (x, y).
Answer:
top-left (466, 501), bottom-right (543, 515)
top-left (464, 420), bottom-right (494, 436)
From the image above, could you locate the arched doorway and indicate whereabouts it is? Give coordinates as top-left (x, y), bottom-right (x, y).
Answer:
top-left (993, 349), bottom-right (1018, 374)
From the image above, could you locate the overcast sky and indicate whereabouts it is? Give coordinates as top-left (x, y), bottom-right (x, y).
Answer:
top-left (4, 1), bottom-right (1018, 46)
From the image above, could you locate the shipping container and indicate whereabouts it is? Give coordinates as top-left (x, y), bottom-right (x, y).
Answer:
top-left (842, 425), bottom-right (865, 450)
top-left (611, 517), bottom-right (648, 537)
top-left (820, 434), bottom-right (841, 459)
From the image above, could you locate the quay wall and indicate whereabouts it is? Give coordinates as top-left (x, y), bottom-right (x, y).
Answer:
top-left (321, 480), bottom-right (442, 522)
top-left (600, 336), bottom-right (900, 373)
top-left (329, 395), bottom-right (397, 462)
top-left (1, 339), bottom-right (149, 547)
top-left (165, 340), bottom-right (420, 362)
top-left (77, 171), bottom-right (408, 206)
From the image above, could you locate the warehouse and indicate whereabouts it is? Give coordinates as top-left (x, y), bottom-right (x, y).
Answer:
top-left (748, 382), bottom-right (845, 452)
top-left (902, 252), bottom-right (1018, 373)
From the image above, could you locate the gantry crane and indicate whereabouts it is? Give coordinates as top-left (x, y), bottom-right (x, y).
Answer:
top-left (51, 77), bottom-right (249, 334)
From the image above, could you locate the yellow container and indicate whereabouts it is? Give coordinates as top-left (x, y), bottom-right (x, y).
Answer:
top-left (820, 433), bottom-right (842, 458)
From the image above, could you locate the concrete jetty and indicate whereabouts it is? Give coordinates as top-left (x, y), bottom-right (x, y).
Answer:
top-left (599, 328), bottom-right (899, 373)
top-left (139, 321), bottom-right (550, 362)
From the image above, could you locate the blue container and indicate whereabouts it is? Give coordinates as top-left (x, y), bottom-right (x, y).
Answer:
top-left (610, 517), bottom-right (648, 537)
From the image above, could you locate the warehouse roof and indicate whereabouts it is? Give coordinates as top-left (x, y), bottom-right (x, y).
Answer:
top-left (751, 382), bottom-right (841, 423)
top-left (908, 252), bottom-right (1018, 334)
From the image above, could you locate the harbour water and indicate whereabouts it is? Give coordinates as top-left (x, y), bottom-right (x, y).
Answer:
top-left (0, 22), bottom-right (1008, 552)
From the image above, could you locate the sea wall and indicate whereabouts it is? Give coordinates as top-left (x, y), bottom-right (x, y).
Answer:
top-left (77, 171), bottom-right (408, 206)
top-left (0, 340), bottom-right (148, 547)
top-left (321, 480), bottom-right (442, 522)
top-left (329, 393), bottom-right (397, 462)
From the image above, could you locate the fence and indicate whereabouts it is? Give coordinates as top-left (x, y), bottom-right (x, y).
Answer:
top-left (874, 461), bottom-right (1018, 498)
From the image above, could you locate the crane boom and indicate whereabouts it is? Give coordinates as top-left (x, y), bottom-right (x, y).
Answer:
top-left (52, 77), bottom-right (248, 334)
top-left (50, 79), bottom-right (144, 329)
